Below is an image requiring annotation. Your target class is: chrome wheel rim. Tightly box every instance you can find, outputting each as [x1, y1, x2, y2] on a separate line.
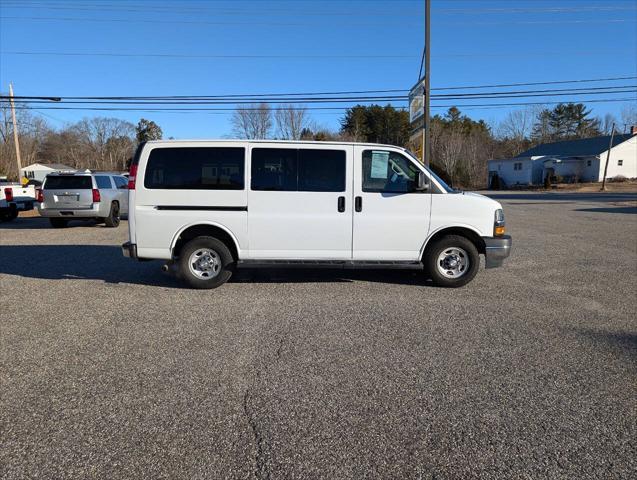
[437, 247, 469, 279]
[188, 248, 221, 280]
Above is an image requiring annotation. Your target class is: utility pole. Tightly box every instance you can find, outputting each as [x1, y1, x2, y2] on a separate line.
[423, 0, 431, 167]
[600, 123, 615, 191]
[8, 82, 23, 179]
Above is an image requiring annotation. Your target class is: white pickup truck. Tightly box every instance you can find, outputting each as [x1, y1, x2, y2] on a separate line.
[0, 180, 39, 222]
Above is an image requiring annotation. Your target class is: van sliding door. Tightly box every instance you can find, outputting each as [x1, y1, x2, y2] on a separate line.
[247, 145, 353, 259]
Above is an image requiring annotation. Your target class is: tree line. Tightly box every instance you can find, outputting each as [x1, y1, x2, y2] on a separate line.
[0, 100, 163, 179]
[2, 97, 635, 188]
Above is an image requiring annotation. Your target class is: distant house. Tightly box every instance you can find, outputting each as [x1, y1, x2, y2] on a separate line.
[20, 163, 76, 184]
[487, 131, 637, 187]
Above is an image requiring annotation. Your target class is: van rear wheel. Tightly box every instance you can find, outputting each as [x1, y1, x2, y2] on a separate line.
[424, 235, 479, 288]
[178, 236, 234, 289]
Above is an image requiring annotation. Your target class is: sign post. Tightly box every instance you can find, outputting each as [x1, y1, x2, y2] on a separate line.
[409, 79, 426, 164]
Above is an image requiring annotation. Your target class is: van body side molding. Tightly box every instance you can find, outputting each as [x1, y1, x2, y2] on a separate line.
[155, 205, 247, 212]
[237, 260, 424, 270]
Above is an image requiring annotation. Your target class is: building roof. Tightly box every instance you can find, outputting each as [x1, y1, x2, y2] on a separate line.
[515, 134, 634, 158]
[22, 163, 75, 170]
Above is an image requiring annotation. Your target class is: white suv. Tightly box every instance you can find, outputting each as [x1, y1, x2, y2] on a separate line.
[39, 172, 129, 228]
[122, 140, 511, 289]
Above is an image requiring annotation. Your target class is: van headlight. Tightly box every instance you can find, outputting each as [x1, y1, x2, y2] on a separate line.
[494, 209, 505, 236]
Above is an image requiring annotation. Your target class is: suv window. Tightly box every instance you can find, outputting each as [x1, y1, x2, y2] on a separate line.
[251, 148, 346, 192]
[44, 176, 92, 190]
[113, 176, 128, 189]
[144, 147, 245, 190]
[95, 176, 112, 189]
[362, 150, 420, 193]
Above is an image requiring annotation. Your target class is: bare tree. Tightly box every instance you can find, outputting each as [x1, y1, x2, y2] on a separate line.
[0, 99, 51, 179]
[231, 103, 272, 139]
[620, 104, 637, 130]
[599, 113, 618, 135]
[274, 104, 309, 140]
[498, 107, 534, 142]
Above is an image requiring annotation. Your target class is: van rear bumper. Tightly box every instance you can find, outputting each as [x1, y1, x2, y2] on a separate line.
[483, 235, 512, 268]
[121, 241, 137, 259]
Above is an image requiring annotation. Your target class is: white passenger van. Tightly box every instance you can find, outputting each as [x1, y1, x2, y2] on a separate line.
[122, 140, 511, 289]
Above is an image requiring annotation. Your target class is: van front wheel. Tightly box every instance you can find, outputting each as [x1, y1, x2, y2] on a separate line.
[178, 236, 234, 289]
[424, 235, 479, 288]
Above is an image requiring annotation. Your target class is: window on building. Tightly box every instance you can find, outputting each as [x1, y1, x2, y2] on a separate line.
[362, 150, 420, 193]
[587, 160, 592, 167]
[618, 159, 623, 166]
[144, 147, 245, 190]
[513, 162, 523, 171]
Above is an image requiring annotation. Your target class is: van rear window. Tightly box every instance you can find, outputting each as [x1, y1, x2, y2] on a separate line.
[44, 176, 92, 190]
[144, 147, 245, 190]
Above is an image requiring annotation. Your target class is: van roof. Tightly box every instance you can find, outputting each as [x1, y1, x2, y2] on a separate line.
[143, 139, 407, 150]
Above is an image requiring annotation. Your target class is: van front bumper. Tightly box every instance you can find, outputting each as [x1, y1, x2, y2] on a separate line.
[483, 235, 512, 268]
[121, 241, 137, 259]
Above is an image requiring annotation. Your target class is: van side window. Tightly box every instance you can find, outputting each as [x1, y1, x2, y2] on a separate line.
[362, 150, 420, 193]
[144, 147, 245, 190]
[298, 149, 345, 192]
[251, 148, 346, 192]
[95, 176, 112, 189]
[251, 148, 297, 191]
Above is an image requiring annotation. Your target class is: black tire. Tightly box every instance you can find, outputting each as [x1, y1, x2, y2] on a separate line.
[103, 202, 120, 228]
[49, 217, 68, 228]
[424, 234, 480, 288]
[178, 236, 234, 289]
[5, 206, 18, 221]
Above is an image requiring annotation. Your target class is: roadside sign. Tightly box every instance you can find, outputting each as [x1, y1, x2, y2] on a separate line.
[409, 78, 426, 123]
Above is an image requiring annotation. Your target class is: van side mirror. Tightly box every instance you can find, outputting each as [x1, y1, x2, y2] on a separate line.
[416, 171, 429, 191]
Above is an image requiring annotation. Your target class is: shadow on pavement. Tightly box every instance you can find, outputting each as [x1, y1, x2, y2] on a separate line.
[484, 192, 637, 203]
[575, 206, 637, 215]
[0, 245, 430, 287]
[573, 328, 637, 362]
[0, 216, 103, 230]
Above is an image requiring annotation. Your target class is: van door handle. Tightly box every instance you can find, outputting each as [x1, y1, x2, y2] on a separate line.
[355, 196, 362, 212]
[337, 196, 345, 212]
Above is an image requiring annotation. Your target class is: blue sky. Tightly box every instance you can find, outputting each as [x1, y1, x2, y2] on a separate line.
[1, 0, 636, 138]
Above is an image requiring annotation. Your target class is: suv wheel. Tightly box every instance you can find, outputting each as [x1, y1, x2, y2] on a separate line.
[178, 236, 234, 289]
[103, 202, 120, 228]
[424, 235, 480, 288]
[49, 218, 68, 228]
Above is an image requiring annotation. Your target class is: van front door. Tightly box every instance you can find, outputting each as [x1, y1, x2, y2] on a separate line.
[352, 147, 431, 261]
[247, 145, 353, 259]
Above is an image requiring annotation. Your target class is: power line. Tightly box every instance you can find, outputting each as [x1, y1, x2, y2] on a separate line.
[12, 98, 636, 114]
[4, 76, 633, 100]
[0, 49, 631, 60]
[4, 86, 635, 104]
[1, 15, 634, 27]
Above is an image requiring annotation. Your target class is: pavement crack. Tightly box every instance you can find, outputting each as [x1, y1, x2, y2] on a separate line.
[242, 336, 285, 480]
[243, 387, 271, 480]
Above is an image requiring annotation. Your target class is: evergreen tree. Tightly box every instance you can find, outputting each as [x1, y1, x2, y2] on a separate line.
[135, 118, 163, 143]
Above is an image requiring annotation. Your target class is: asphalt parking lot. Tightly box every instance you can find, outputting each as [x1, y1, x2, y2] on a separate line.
[1, 191, 636, 479]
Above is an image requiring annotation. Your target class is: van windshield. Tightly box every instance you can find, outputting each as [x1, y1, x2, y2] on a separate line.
[403, 150, 455, 193]
[44, 176, 92, 190]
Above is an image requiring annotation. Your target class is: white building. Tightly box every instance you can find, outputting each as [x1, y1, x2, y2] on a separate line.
[20, 163, 76, 184]
[487, 132, 637, 187]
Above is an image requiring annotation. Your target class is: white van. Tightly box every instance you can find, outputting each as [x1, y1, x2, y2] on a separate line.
[122, 140, 511, 289]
